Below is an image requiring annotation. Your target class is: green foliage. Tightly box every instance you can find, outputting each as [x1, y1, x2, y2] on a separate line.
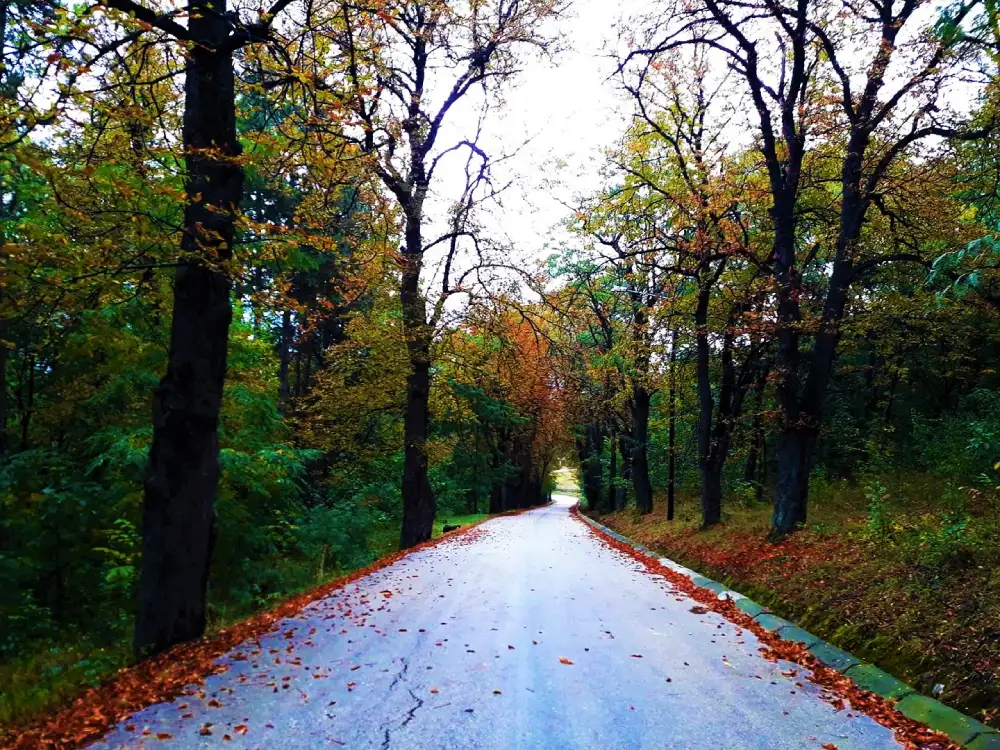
[864, 480, 892, 542]
[904, 490, 978, 574]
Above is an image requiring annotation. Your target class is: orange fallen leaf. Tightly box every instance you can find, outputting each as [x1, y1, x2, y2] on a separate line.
[430, 688, 439, 694]
[156, 733, 173, 740]
[234, 724, 248, 735]
[558, 657, 574, 665]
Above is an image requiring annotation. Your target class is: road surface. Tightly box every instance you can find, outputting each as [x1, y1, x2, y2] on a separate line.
[91, 495, 901, 749]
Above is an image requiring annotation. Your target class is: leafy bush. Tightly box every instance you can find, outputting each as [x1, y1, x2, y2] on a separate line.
[864, 479, 893, 541]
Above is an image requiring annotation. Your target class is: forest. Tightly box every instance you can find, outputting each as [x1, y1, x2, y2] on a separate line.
[3, 0, 1000, 739]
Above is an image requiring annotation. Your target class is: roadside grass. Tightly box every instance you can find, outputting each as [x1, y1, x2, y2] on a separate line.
[1, 509, 497, 732]
[588, 473, 1000, 727]
[433, 513, 488, 538]
[0, 639, 131, 732]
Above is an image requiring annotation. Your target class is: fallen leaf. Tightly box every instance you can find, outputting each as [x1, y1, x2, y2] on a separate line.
[558, 657, 574, 665]
[234, 724, 248, 735]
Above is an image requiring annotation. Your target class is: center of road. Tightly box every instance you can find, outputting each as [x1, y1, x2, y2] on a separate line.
[91, 495, 901, 749]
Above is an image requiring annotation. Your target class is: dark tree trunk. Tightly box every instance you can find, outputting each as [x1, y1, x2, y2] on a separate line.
[772, 428, 806, 535]
[399, 212, 435, 547]
[667, 329, 677, 520]
[701, 464, 722, 528]
[489, 482, 504, 514]
[769, 205, 805, 537]
[631, 386, 653, 514]
[135, 1, 241, 658]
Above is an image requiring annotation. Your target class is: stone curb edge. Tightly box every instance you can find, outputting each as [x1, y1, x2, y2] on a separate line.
[575, 511, 1000, 749]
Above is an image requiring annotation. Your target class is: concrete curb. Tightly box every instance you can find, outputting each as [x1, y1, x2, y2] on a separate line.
[576, 511, 999, 748]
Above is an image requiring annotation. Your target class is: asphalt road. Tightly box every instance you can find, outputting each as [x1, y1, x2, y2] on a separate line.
[91, 495, 902, 749]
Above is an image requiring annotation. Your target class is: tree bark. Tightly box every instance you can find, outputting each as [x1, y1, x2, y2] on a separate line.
[769, 202, 805, 536]
[701, 464, 722, 528]
[135, 0, 240, 658]
[631, 386, 653, 514]
[399, 212, 435, 548]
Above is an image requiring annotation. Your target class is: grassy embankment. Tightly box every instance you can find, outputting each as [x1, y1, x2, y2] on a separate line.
[588, 475, 1000, 727]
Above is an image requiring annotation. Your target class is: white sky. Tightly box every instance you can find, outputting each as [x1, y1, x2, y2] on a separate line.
[425, 0, 648, 280]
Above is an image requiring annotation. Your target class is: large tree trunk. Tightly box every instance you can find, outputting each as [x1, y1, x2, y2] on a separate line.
[135, 1, 240, 658]
[631, 386, 653, 514]
[769, 204, 806, 537]
[701, 462, 723, 528]
[399, 213, 435, 548]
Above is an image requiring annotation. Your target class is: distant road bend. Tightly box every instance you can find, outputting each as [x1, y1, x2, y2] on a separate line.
[92, 495, 901, 749]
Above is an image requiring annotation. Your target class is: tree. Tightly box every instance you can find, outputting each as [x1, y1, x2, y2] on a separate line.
[330, 0, 561, 547]
[56, 0, 309, 656]
[626, 0, 997, 535]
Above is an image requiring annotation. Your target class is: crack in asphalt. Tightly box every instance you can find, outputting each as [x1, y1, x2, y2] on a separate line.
[380, 657, 424, 749]
[402, 687, 425, 727]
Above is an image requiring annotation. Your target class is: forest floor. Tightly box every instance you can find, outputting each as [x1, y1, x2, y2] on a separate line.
[587, 475, 1000, 728]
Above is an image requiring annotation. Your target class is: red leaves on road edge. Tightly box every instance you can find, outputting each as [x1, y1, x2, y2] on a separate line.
[570, 506, 959, 750]
[1, 511, 524, 750]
